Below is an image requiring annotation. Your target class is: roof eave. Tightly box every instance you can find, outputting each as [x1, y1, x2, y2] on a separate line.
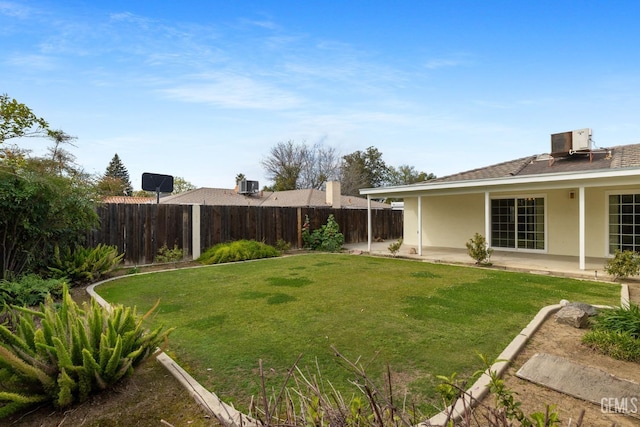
[359, 167, 640, 197]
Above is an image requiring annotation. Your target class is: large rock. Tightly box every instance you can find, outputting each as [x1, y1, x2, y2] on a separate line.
[566, 301, 598, 316]
[555, 306, 590, 328]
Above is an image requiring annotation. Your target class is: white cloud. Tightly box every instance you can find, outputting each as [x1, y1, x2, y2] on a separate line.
[5, 53, 57, 70]
[0, 1, 32, 18]
[424, 54, 472, 70]
[161, 73, 303, 110]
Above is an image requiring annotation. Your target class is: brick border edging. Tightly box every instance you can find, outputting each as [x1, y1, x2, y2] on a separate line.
[87, 275, 629, 427]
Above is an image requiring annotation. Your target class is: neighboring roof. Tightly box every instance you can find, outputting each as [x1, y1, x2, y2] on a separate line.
[101, 196, 155, 204]
[360, 143, 640, 197]
[158, 187, 391, 209]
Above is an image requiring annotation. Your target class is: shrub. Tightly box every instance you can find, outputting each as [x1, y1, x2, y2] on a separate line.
[302, 214, 344, 252]
[388, 238, 403, 257]
[589, 303, 640, 339]
[48, 244, 124, 285]
[197, 240, 280, 265]
[275, 239, 291, 252]
[0, 283, 172, 417]
[466, 233, 493, 265]
[604, 249, 640, 280]
[0, 275, 64, 307]
[154, 244, 184, 263]
[582, 304, 640, 362]
[582, 330, 640, 362]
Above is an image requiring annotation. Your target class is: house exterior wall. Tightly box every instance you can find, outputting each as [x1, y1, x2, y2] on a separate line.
[402, 185, 640, 258]
[403, 194, 485, 248]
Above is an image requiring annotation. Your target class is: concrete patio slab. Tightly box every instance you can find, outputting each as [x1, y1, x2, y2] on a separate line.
[516, 353, 640, 418]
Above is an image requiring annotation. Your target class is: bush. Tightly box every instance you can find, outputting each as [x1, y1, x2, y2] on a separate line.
[275, 239, 291, 252]
[589, 303, 640, 339]
[154, 244, 184, 263]
[465, 233, 493, 265]
[604, 249, 640, 280]
[388, 238, 403, 256]
[582, 330, 640, 362]
[0, 275, 64, 307]
[48, 244, 124, 285]
[197, 240, 280, 265]
[302, 214, 344, 252]
[0, 284, 172, 417]
[582, 303, 640, 361]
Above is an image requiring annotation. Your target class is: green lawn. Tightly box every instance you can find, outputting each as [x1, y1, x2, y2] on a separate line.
[96, 254, 619, 415]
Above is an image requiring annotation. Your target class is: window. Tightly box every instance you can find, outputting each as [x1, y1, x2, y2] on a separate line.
[608, 194, 640, 254]
[491, 197, 545, 250]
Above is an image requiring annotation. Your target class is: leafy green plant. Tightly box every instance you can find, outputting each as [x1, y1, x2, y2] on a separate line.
[275, 239, 291, 252]
[0, 283, 172, 417]
[48, 244, 124, 285]
[0, 275, 64, 306]
[465, 233, 493, 265]
[302, 214, 344, 252]
[589, 303, 640, 338]
[604, 249, 640, 280]
[582, 330, 640, 362]
[197, 240, 280, 265]
[582, 303, 640, 361]
[388, 238, 403, 257]
[154, 244, 183, 263]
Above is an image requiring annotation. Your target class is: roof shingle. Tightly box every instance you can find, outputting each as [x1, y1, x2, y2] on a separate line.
[428, 144, 637, 184]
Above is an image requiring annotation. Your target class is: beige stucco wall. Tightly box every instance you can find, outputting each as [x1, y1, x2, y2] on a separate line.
[402, 185, 640, 258]
[403, 194, 485, 248]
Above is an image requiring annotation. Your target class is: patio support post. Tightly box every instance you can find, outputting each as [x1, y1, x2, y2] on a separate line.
[418, 195, 423, 256]
[579, 186, 586, 270]
[484, 191, 491, 244]
[367, 196, 372, 252]
[192, 204, 201, 260]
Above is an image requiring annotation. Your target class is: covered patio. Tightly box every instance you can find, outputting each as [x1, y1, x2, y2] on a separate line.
[345, 240, 611, 281]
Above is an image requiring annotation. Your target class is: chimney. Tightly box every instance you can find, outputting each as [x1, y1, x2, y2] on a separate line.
[326, 181, 341, 208]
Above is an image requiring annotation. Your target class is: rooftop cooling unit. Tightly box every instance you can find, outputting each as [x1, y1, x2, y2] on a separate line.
[550, 128, 592, 156]
[239, 179, 259, 194]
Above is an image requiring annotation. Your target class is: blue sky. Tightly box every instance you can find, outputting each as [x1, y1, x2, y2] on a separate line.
[2, 1, 640, 190]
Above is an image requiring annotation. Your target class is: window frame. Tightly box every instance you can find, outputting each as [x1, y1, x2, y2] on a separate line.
[490, 194, 547, 252]
[605, 190, 640, 255]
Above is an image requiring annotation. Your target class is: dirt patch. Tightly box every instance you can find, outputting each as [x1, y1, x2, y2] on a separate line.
[490, 316, 638, 427]
[5, 356, 220, 427]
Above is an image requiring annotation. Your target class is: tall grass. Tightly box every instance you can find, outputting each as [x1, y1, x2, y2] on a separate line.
[95, 254, 619, 416]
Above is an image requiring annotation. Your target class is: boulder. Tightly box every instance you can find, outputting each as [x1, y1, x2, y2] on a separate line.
[555, 306, 590, 328]
[566, 301, 598, 316]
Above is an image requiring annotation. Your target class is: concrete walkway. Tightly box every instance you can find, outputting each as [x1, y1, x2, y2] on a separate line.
[344, 241, 611, 281]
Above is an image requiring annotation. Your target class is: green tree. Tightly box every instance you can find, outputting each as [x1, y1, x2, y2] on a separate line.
[0, 155, 98, 279]
[0, 97, 98, 278]
[387, 164, 436, 185]
[340, 146, 389, 196]
[0, 94, 50, 143]
[172, 176, 196, 194]
[98, 153, 132, 196]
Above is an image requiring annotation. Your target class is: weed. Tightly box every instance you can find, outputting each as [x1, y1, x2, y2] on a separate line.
[155, 244, 184, 263]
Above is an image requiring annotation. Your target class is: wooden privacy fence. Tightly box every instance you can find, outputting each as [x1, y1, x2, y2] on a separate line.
[87, 204, 403, 265]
